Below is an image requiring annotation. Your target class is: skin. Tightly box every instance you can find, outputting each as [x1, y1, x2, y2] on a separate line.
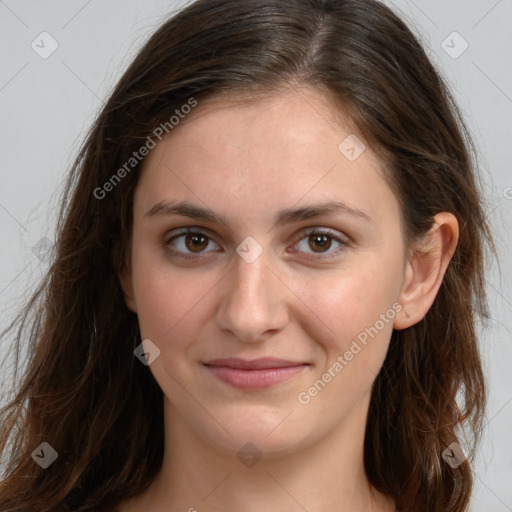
[118, 87, 458, 512]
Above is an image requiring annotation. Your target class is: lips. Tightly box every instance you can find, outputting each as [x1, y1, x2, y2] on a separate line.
[203, 358, 309, 389]
[205, 357, 305, 370]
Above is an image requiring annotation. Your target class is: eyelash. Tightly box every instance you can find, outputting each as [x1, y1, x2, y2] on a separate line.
[165, 227, 351, 261]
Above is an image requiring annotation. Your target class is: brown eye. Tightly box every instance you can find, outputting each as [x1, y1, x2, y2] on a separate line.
[166, 229, 220, 257]
[291, 229, 349, 260]
[185, 233, 209, 252]
[308, 233, 332, 253]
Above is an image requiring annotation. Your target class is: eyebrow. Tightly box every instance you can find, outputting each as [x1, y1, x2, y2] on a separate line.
[144, 200, 374, 227]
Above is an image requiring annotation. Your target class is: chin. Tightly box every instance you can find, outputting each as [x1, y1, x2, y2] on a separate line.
[191, 406, 318, 460]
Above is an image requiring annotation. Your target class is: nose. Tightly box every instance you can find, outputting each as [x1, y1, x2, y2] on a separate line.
[215, 250, 289, 343]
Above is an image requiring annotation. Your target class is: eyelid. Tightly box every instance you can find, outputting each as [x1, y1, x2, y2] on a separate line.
[293, 226, 350, 244]
[165, 226, 219, 244]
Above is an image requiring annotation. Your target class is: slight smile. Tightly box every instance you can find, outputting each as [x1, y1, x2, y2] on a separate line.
[203, 358, 310, 390]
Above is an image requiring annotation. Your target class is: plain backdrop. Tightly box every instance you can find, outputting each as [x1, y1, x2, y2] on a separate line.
[0, 0, 511, 510]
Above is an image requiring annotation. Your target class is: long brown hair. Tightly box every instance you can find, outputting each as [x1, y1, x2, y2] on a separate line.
[0, 1, 495, 511]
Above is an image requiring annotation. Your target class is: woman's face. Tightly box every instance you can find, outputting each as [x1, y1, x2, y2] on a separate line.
[123, 88, 408, 457]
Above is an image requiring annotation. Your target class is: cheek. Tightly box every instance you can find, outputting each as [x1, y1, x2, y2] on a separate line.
[299, 264, 400, 345]
[131, 243, 219, 349]
[293, 250, 404, 401]
[293, 265, 401, 414]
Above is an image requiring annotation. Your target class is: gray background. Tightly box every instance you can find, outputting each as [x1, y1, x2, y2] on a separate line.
[0, 0, 511, 509]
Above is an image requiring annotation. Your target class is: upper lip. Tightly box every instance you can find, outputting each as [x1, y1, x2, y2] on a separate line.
[204, 358, 307, 370]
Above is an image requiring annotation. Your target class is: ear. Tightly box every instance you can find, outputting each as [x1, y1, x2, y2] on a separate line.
[119, 266, 137, 313]
[393, 212, 459, 330]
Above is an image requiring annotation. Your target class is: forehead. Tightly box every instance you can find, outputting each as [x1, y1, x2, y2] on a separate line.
[135, 88, 400, 228]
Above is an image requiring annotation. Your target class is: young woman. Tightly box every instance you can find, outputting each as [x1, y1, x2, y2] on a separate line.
[0, 0, 495, 511]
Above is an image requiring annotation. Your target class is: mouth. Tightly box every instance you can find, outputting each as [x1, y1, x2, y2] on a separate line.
[203, 358, 309, 390]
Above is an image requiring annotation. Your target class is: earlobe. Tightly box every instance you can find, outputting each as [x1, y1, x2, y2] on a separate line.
[119, 268, 137, 313]
[393, 212, 459, 330]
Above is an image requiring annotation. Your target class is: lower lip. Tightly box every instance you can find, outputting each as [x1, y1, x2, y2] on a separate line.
[205, 364, 308, 389]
